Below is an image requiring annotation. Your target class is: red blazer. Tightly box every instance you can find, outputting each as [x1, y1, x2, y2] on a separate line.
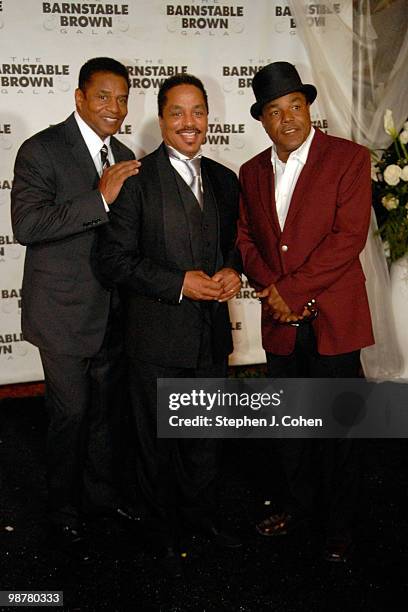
[237, 128, 374, 356]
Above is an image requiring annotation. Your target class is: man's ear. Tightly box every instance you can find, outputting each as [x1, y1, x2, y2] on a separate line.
[74, 87, 84, 110]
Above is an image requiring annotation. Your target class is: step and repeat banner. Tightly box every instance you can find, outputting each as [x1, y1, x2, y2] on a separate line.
[0, 0, 352, 383]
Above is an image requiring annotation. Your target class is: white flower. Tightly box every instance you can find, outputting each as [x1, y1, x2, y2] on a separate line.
[383, 164, 401, 186]
[401, 166, 408, 181]
[381, 194, 399, 210]
[400, 130, 408, 145]
[384, 109, 397, 137]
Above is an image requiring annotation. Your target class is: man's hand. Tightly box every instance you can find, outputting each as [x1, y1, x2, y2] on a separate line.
[212, 268, 242, 302]
[257, 283, 303, 323]
[182, 270, 223, 301]
[99, 159, 141, 205]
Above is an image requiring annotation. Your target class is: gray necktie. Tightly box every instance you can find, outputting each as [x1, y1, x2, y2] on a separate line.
[100, 144, 110, 173]
[184, 157, 203, 209]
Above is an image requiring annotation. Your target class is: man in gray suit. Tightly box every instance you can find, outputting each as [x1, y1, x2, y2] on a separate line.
[11, 57, 140, 556]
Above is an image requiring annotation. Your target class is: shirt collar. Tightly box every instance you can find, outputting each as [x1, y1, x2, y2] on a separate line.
[271, 126, 315, 167]
[165, 143, 202, 162]
[74, 111, 111, 159]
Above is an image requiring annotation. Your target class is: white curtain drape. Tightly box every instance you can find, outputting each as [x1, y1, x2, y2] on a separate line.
[353, 0, 408, 149]
[288, 0, 408, 379]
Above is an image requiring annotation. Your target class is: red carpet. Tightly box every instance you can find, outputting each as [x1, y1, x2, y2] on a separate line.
[0, 382, 45, 400]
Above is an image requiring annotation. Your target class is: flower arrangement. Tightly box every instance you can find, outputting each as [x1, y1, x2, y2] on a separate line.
[372, 110, 408, 262]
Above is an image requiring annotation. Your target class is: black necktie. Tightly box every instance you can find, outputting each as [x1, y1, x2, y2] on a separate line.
[100, 144, 110, 173]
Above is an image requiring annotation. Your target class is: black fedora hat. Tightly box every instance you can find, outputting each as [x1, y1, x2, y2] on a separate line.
[250, 61, 317, 120]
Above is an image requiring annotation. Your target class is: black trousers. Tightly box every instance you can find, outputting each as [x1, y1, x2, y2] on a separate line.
[127, 334, 227, 545]
[40, 307, 126, 528]
[266, 324, 361, 535]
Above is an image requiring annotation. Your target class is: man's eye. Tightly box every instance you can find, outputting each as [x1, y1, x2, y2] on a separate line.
[99, 95, 108, 101]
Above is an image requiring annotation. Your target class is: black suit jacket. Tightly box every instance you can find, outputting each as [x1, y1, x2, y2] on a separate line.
[11, 113, 135, 357]
[98, 144, 240, 368]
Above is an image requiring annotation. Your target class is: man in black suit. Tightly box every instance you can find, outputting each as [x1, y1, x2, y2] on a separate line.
[98, 74, 242, 569]
[11, 57, 140, 555]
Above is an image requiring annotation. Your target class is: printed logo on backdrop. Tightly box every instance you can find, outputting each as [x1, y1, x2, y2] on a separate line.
[222, 61, 276, 95]
[127, 61, 188, 92]
[0, 178, 12, 215]
[0, 58, 71, 95]
[0, 330, 28, 358]
[117, 124, 133, 135]
[0, 234, 23, 263]
[163, 1, 245, 36]
[42, 2, 130, 35]
[1, 287, 21, 316]
[204, 119, 245, 152]
[230, 275, 260, 340]
[234, 278, 258, 305]
[273, 2, 342, 33]
[312, 117, 329, 133]
[0, 0, 4, 31]
[0, 122, 12, 153]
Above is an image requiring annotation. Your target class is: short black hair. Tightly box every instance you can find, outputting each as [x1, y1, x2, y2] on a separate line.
[158, 73, 208, 117]
[78, 57, 130, 91]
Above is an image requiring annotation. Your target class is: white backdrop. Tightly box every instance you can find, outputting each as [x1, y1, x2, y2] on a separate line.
[0, 0, 353, 383]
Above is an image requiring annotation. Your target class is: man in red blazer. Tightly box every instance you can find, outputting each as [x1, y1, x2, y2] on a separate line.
[237, 62, 374, 562]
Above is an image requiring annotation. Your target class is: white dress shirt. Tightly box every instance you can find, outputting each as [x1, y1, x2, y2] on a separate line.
[74, 111, 114, 211]
[271, 127, 315, 230]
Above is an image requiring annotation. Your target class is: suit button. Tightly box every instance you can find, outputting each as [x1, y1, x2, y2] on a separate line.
[281, 244, 288, 252]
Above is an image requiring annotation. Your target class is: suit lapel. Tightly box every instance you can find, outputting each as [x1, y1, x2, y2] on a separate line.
[156, 143, 194, 268]
[257, 149, 281, 236]
[201, 156, 220, 224]
[283, 129, 327, 231]
[200, 158, 222, 316]
[110, 137, 126, 162]
[63, 113, 99, 187]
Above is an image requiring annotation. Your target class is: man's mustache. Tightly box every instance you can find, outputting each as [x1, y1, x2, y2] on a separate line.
[176, 128, 202, 134]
